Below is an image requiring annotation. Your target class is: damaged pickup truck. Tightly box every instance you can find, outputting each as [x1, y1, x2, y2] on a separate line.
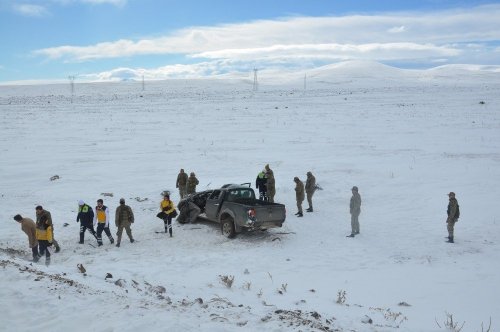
[177, 183, 286, 238]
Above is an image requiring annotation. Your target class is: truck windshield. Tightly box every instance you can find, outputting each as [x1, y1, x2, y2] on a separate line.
[227, 189, 255, 201]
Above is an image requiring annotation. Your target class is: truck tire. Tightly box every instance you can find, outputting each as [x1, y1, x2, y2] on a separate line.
[221, 217, 236, 238]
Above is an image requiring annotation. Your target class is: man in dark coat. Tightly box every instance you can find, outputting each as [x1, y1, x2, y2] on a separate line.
[347, 186, 361, 237]
[77, 200, 98, 244]
[255, 170, 267, 201]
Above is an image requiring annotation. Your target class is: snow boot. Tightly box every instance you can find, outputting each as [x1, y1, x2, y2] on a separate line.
[346, 234, 355, 238]
[306, 207, 313, 212]
[447, 237, 454, 243]
[45, 257, 51, 267]
[116, 243, 120, 247]
[297, 212, 303, 217]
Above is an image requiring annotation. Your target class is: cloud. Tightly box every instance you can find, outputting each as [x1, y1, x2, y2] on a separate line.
[13, 4, 50, 17]
[80, 0, 126, 7]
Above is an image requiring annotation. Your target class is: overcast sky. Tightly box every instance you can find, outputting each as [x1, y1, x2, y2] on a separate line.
[1, 0, 499, 83]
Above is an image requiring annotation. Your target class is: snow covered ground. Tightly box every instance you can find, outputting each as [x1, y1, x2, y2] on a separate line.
[1, 61, 499, 331]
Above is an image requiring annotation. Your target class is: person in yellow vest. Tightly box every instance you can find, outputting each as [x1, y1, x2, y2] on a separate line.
[160, 193, 176, 237]
[36, 213, 53, 266]
[14, 214, 39, 262]
[94, 199, 114, 246]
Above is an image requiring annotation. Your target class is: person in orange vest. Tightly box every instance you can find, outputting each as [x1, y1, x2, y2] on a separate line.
[94, 199, 114, 246]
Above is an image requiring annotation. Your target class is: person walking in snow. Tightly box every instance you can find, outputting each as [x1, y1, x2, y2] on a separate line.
[294, 177, 305, 217]
[265, 164, 276, 203]
[35, 212, 53, 266]
[446, 192, 460, 243]
[77, 200, 98, 245]
[347, 186, 361, 237]
[13, 214, 39, 262]
[305, 171, 317, 212]
[186, 172, 199, 195]
[255, 170, 267, 201]
[94, 199, 114, 246]
[159, 193, 176, 237]
[176, 168, 189, 199]
[115, 198, 135, 247]
[35, 206, 61, 253]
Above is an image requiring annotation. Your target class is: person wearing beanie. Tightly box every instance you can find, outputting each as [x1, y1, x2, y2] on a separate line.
[186, 172, 199, 195]
[35, 205, 61, 253]
[14, 214, 40, 262]
[115, 198, 135, 247]
[76, 200, 98, 245]
[176, 169, 189, 199]
[347, 186, 362, 238]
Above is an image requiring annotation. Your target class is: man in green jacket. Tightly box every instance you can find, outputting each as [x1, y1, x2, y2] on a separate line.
[115, 198, 135, 247]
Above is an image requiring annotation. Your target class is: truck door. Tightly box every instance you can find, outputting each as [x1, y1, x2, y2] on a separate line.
[205, 190, 223, 221]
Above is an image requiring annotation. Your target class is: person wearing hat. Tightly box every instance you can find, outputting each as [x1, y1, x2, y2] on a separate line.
[35, 205, 61, 253]
[115, 198, 135, 247]
[186, 172, 199, 195]
[294, 177, 305, 217]
[347, 186, 362, 237]
[305, 171, 317, 212]
[446, 192, 460, 243]
[76, 200, 98, 245]
[13, 214, 40, 262]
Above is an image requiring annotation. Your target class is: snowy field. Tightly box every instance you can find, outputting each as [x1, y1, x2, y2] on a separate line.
[1, 61, 499, 331]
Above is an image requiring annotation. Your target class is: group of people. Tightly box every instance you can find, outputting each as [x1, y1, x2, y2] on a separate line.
[175, 169, 199, 199]
[13, 165, 461, 265]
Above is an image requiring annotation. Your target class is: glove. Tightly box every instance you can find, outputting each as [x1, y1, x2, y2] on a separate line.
[47, 241, 53, 247]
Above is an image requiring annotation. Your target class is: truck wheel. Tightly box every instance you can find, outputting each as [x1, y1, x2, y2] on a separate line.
[221, 217, 236, 238]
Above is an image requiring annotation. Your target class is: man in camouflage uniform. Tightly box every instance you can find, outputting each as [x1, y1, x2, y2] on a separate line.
[347, 186, 361, 237]
[305, 171, 316, 212]
[176, 169, 189, 199]
[115, 198, 135, 247]
[186, 172, 199, 195]
[446, 192, 460, 243]
[265, 164, 276, 203]
[294, 177, 305, 217]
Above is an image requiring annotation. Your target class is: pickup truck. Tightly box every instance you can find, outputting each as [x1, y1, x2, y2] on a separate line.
[177, 183, 286, 238]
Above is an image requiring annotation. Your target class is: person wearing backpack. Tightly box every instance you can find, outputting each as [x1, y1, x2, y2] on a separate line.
[446, 192, 460, 243]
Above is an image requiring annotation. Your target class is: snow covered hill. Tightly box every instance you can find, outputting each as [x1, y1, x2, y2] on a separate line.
[1, 63, 499, 331]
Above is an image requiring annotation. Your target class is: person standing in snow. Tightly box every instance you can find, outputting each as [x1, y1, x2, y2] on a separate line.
[347, 186, 361, 237]
[35, 212, 53, 266]
[13, 214, 39, 262]
[186, 172, 199, 195]
[35, 206, 61, 253]
[265, 164, 276, 203]
[305, 171, 317, 212]
[159, 193, 176, 237]
[176, 168, 189, 199]
[94, 199, 114, 246]
[115, 198, 135, 247]
[294, 176, 305, 217]
[255, 170, 267, 201]
[77, 200, 98, 245]
[446, 192, 460, 243]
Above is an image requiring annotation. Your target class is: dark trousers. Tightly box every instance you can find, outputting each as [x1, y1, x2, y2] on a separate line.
[80, 223, 97, 243]
[163, 216, 173, 235]
[38, 240, 51, 258]
[31, 246, 39, 260]
[259, 190, 267, 201]
[96, 223, 114, 245]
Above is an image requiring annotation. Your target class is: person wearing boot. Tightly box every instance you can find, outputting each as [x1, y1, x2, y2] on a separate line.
[35, 206, 61, 253]
[94, 199, 114, 246]
[176, 169, 189, 199]
[305, 171, 317, 212]
[446, 192, 460, 243]
[115, 198, 135, 247]
[265, 164, 276, 203]
[77, 200, 98, 245]
[347, 186, 361, 237]
[13, 214, 39, 262]
[159, 193, 176, 237]
[294, 177, 304, 217]
[35, 213, 53, 266]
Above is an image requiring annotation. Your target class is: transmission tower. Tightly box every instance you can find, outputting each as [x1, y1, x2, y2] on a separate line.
[253, 68, 258, 91]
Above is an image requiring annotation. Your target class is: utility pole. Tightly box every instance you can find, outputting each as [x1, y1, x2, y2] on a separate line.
[253, 68, 258, 91]
[304, 73, 307, 91]
[68, 75, 76, 94]
[142, 75, 145, 91]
